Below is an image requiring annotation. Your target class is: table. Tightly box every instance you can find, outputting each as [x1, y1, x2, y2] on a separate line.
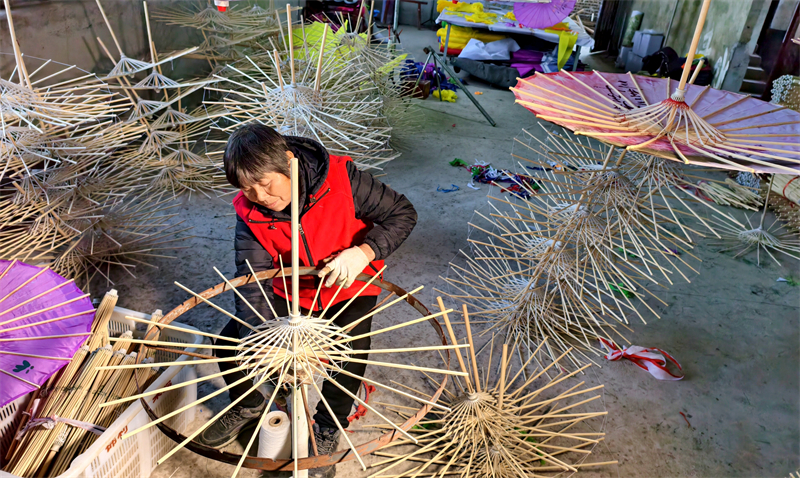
[402, 0, 427, 29]
[435, 1, 594, 65]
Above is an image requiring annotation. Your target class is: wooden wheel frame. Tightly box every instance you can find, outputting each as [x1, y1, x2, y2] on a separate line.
[134, 266, 450, 471]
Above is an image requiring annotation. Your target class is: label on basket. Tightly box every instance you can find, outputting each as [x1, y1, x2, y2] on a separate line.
[104, 426, 128, 453]
[152, 380, 172, 404]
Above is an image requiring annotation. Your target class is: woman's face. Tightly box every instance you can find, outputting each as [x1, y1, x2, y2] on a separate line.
[241, 153, 293, 211]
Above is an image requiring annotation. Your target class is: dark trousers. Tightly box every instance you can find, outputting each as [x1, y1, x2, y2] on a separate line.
[216, 295, 377, 430]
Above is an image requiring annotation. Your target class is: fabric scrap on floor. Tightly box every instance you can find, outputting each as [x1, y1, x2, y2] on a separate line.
[599, 338, 684, 381]
[432, 90, 458, 102]
[437, 184, 460, 192]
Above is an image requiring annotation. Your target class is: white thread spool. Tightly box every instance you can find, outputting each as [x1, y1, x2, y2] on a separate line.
[258, 411, 292, 460]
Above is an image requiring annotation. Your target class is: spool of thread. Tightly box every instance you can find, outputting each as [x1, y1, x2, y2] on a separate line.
[258, 411, 292, 460]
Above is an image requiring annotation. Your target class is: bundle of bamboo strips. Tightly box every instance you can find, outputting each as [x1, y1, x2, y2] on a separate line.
[6, 346, 113, 476]
[47, 332, 134, 476]
[3, 346, 161, 476]
[767, 193, 800, 235]
[84, 290, 118, 351]
[2, 286, 165, 477]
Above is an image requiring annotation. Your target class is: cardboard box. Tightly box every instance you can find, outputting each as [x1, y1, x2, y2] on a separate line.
[626, 52, 644, 73]
[632, 30, 664, 58]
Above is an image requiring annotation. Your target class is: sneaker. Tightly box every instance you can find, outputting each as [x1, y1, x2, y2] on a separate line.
[309, 423, 341, 478]
[197, 401, 266, 448]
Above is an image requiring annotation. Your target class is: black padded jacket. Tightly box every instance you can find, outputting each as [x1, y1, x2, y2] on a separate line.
[231, 136, 416, 330]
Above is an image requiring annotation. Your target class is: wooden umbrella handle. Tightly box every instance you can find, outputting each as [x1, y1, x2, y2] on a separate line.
[677, 0, 712, 92]
[314, 24, 329, 93]
[3, 0, 31, 88]
[290, 156, 300, 319]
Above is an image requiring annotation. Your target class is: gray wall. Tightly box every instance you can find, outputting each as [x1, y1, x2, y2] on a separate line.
[0, 0, 296, 81]
[1, 0, 148, 79]
[629, 0, 771, 91]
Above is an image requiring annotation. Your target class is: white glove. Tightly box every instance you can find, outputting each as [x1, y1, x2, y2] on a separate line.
[321, 246, 371, 289]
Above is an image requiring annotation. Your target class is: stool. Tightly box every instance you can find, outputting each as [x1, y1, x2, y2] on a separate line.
[401, 0, 426, 30]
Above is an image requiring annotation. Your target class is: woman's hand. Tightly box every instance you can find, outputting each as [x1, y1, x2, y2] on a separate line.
[320, 245, 375, 288]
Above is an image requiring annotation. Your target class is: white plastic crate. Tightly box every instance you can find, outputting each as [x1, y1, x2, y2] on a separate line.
[0, 306, 204, 478]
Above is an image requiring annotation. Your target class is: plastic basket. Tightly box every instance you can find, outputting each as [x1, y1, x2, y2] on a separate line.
[0, 306, 203, 478]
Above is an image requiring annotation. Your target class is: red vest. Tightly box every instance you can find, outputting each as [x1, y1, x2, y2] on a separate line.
[233, 155, 383, 311]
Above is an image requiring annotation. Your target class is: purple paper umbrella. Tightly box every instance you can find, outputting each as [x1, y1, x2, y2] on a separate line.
[0, 260, 95, 407]
[514, 0, 577, 30]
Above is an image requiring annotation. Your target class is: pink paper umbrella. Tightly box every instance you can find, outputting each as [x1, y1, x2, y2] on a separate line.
[0, 260, 95, 407]
[514, 0, 576, 30]
[511, 71, 800, 174]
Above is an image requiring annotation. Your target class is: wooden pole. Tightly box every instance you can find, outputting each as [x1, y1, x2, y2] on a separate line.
[759, 174, 776, 230]
[286, 4, 296, 85]
[290, 156, 300, 319]
[677, 0, 712, 92]
[315, 24, 329, 93]
[436, 297, 471, 391]
[498, 343, 507, 407]
[2, 0, 31, 88]
[143, 1, 157, 65]
[461, 305, 481, 393]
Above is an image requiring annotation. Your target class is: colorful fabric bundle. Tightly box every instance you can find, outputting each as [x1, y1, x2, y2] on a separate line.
[450, 159, 538, 198]
[436, 25, 507, 55]
[403, 61, 458, 91]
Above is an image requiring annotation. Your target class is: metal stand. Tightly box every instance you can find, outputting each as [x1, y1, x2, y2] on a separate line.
[442, 23, 452, 63]
[412, 46, 497, 127]
[421, 2, 436, 27]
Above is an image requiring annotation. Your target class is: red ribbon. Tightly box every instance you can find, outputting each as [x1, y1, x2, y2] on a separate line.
[347, 384, 377, 424]
[599, 338, 684, 381]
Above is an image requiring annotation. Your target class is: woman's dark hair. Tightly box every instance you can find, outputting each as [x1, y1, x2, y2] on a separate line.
[223, 124, 291, 189]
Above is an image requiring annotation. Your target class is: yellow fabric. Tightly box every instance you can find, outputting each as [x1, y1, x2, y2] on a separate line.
[503, 11, 515, 21]
[544, 21, 571, 31]
[438, 0, 483, 13]
[436, 25, 506, 51]
[432, 90, 457, 102]
[290, 21, 407, 75]
[544, 26, 578, 70]
[466, 12, 497, 24]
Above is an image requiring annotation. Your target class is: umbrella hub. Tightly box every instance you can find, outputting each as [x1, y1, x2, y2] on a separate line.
[616, 96, 726, 152]
[738, 226, 780, 247]
[237, 316, 351, 385]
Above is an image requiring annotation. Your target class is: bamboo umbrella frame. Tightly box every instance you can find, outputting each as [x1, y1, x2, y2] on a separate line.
[153, 1, 278, 33]
[511, 138, 703, 285]
[206, 10, 400, 171]
[93, 0, 199, 80]
[152, 1, 282, 63]
[46, 193, 193, 289]
[511, 0, 800, 176]
[439, 241, 625, 370]
[438, 127, 737, 367]
[369, 308, 615, 478]
[708, 174, 800, 267]
[515, 126, 722, 245]
[95, 158, 462, 476]
[283, 15, 419, 139]
[92, 18, 227, 199]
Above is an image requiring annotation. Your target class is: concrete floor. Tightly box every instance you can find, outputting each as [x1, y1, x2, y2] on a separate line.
[104, 28, 800, 478]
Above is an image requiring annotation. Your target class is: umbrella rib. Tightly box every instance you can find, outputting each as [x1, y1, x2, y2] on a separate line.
[0, 350, 72, 360]
[0, 368, 41, 388]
